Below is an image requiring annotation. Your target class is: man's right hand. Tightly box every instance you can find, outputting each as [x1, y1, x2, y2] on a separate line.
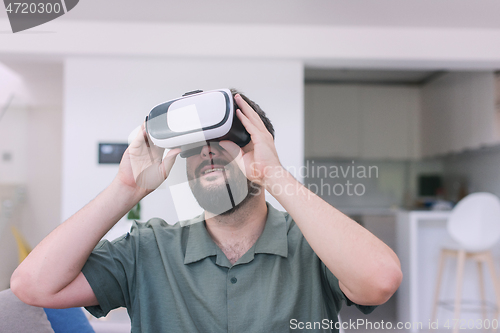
[10, 120, 180, 309]
[115, 122, 180, 199]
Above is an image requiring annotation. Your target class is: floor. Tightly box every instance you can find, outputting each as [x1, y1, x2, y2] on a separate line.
[85, 301, 499, 333]
[339, 294, 499, 333]
[344, 329, 499, 333]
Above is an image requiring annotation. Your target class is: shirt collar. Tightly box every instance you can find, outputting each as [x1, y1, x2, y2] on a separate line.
[183, 213, 217, 265]
[253, 203, 288, 258]
[183, 203, 288, 265]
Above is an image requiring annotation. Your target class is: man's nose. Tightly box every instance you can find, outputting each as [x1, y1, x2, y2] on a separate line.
[199, 143, 222, 159]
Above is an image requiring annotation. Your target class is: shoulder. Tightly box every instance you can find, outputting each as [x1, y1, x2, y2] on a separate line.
[98, 216, 200, 253]
[280, 210, 306, 244]
[129, 217, 199, 243]
[270, 208, 316, 258]
[129, 216, 198, 236]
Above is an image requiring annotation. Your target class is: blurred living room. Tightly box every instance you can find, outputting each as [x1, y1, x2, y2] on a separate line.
[2, 1, 500, 332]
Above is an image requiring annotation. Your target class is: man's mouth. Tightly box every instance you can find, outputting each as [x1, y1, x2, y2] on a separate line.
[203, 167, 225, 175]
[198, 163, 227, 178]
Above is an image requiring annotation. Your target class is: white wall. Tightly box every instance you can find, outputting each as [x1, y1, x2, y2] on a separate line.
[0, 61, 63, 289]
[63, 58, 303, 230]
[0, 106, 28, 185]
[0, 63, 29, 185]
[3, 62, 64, 246]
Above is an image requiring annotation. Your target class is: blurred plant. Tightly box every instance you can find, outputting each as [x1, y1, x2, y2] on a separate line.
[127, 201, 141, 220]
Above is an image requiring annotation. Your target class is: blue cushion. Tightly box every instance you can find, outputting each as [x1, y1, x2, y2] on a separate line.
[44, 307, 95, 333]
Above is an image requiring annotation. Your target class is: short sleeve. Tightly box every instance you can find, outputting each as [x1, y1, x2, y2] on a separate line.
[320, 261, 377, 315]
[82, 230, 137, 318]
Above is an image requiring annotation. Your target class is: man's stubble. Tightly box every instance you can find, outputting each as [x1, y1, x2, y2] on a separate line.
[187, 159, 261, 216]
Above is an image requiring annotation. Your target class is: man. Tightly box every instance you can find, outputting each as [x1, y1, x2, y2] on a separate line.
[11, 91, 402, 332]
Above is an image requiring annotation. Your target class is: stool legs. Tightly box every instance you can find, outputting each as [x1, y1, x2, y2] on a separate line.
[431, 250, 448, 325]
[484, 252, 500, 332]
[477, 261, 487, 322]
[433, 249, 500, 332]
[453, 250, 466, 333]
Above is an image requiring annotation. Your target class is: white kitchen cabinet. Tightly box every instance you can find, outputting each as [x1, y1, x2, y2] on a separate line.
[304, 84, 361, 158]
[420, 72, 497, 157]
[306, 72, 500, 160]
[304, 83, 421, 159]
[359, 86, 420, 159]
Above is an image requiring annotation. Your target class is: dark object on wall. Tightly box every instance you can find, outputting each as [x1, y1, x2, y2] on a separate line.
[98, 143, 128, 164]
[418, 174, 443, 197]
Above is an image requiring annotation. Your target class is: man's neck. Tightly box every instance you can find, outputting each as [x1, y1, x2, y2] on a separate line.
[204, 195, 268, 265]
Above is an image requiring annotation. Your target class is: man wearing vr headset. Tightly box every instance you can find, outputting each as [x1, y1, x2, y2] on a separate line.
[11, 90, 402, 332]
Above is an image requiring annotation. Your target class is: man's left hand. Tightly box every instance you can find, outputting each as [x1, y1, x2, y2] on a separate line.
[219, 94, 282, 188]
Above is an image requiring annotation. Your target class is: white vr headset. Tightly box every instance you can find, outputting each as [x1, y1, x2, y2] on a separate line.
[146, 89, 251, 158]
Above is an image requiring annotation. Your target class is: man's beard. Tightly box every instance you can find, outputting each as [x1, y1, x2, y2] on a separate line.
[187, 159, 260, 216]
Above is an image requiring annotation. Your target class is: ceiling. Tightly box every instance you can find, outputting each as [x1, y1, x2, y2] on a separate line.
[2, 0, 500, 29]
[1, 0, 497, 84]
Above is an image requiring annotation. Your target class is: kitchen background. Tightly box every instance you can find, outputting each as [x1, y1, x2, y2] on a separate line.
[303, 71, 500, 327]
[3, 64, 499, 330]
[3, 1, 500, 331]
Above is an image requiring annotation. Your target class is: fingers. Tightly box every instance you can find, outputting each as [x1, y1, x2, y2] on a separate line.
[131, 122, 164, 162]
[234, 94, 258, 121]
[218, 140, 248, 177]
[218, 141, 242, 160]
[236, 109, 260, 137]
[234, 94, 268, 133]
[141, 123, 150, 148]
[165, 148, 182, 157]
[141, 126, 155, 163]
[129, 125, 145, 149]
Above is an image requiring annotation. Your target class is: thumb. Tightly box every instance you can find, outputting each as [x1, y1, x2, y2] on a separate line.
[160, 148, 181, 179]
[218, 141, 247, 176]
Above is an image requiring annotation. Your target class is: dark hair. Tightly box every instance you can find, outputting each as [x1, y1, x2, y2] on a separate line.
[230, 88, 275, 138]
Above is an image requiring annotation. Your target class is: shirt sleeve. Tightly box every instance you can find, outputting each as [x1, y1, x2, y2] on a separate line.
[320, 261, 377, 315]
[82, 230, 137, 318]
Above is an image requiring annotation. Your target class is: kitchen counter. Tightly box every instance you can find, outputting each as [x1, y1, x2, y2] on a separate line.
[396, 210, 500, 332]
[396, 210, 451, 332]
[336, 206, 400, 216]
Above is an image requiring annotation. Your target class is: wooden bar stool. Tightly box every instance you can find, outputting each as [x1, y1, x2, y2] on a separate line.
[431, 193, 500, 333]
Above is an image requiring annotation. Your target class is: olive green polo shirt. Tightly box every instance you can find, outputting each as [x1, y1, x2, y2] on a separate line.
[82, 203, 375, 332]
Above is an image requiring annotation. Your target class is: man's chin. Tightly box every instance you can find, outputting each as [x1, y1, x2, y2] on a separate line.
[201, 192, 252, 216]
[190, 182, 252, 216]
[188, 165, 258, 216]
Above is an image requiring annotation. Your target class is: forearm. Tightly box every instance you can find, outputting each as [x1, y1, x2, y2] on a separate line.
[11, 180, 141, 303]
[265, 168, 402, 305]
